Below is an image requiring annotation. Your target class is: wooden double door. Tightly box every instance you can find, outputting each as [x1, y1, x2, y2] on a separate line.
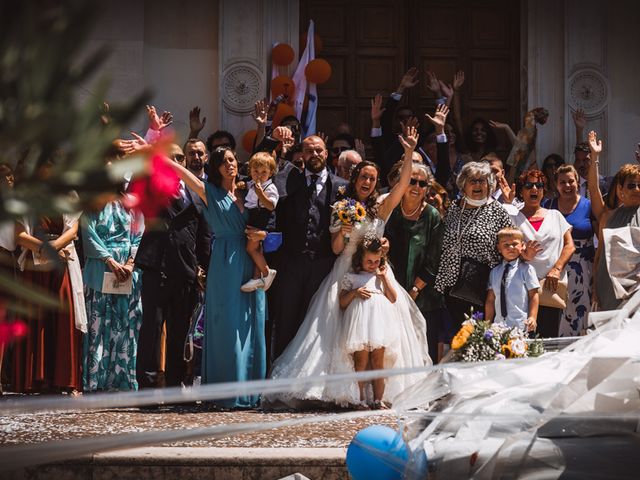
[300, 0, 521, 146]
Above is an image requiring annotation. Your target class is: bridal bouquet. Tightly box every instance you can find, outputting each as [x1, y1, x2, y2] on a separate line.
[451, 310, 544, 362]
[331, 198, 367, 239]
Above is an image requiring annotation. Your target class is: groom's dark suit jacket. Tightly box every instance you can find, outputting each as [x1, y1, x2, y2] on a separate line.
[267, 160, 348, 364]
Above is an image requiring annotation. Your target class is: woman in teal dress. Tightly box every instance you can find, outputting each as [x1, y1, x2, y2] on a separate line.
[166, 146, 266, 408]
[81, 198, 144, 391]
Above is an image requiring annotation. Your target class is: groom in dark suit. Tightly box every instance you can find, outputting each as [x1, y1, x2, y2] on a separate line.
[135, 139, 212, 388]
[265, 134, 348, 364]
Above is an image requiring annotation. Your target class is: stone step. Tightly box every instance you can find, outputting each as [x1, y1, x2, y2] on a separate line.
[6, 447, 349, 480]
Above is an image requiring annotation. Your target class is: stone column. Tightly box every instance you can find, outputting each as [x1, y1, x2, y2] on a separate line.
[218, 0, 299, 161]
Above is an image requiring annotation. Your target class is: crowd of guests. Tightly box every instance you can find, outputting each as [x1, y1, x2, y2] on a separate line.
[0, 68, 639, 411]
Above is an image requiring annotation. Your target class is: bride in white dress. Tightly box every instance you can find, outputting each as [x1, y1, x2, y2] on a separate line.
[267, 126, 432, 407]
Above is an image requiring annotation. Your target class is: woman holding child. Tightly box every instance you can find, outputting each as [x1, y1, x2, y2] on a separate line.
[267, 126, 431, 409]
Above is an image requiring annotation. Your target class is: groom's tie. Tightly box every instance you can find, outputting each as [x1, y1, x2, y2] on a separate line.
[308, 174, 319, 200]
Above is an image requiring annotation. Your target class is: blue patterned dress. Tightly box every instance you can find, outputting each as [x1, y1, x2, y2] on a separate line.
[81, 201, 144, 391]
[548, 196, 594, 336]
[201, 183, 266, 408]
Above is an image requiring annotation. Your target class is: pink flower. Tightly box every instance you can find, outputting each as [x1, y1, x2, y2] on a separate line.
[123, 154, 179, 219]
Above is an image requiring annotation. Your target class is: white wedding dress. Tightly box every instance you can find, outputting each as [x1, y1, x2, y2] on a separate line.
[267, 215, 432, 407]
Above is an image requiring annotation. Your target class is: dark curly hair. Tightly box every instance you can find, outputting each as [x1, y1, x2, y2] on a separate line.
[464, 117, 498, 154]
[515, 168, 547, 201]
[351, 232, 386, 273]
[208, 146, 237, 187]
[346, 161, 380, 219]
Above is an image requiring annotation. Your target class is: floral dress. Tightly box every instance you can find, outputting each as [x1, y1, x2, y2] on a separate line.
[82, 201, 144, 391]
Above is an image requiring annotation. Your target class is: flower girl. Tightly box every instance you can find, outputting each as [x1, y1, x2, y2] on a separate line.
[339, 233, 399, 409]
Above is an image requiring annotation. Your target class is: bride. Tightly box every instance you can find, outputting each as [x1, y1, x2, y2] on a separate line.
[267, 126, 432, 407]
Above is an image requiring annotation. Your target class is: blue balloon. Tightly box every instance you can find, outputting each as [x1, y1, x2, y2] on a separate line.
[263, 232, 282, 253]
[346, 425, 409, 480]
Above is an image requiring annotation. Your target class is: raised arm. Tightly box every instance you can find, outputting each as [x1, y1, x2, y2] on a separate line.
[162, 156, 206, 205]
[572, 108, 586, 144]
[587, 130, 606, 220]
[377, 124, 418, 220]
[451, 70, 465, 149]
[252, 99, 268, 147]
[425, 104, 451, 186]
[489, 120, 517, 146]
[188, 106, 206, 140]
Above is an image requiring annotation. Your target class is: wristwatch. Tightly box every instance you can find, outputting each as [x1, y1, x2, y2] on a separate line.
[410, 286, 420, 294]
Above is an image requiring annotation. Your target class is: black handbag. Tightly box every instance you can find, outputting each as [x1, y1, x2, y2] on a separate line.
[449, 257, 491, 306]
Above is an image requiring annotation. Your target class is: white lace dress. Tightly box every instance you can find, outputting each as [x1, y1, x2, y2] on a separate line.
[266, 215, 431, 407]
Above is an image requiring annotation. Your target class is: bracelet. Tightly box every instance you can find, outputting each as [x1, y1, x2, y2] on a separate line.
[410, 286, 421, 294]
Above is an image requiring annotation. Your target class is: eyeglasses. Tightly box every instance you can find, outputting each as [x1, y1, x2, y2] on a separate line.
[171, 154, 185, 162]
[523, 181, 545, 189]
[409, 178, 429, 188]
[468, 178, 487, 186]
[331, 146, 350, 155]
[625, 183, 640, 190]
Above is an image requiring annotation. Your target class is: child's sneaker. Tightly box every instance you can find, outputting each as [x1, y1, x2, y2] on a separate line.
[240, 277, 264, 292]
[261, 269, 277, 291]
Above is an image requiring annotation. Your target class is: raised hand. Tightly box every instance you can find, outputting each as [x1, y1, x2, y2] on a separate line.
[376, 263, 388, 280]
[355, 138, 366, 159]
[439, 80, 454, 99]
[399, 125, 418, 152]
[316, 130, 329, 145]
[117, 132, 151, 156]
[147, 105, 173, 131]
[521, 240, 543, 262]
[281, 136, 295, 156]
[397, 67, 419, 93]
[189, 106, 207, 135]
[370, 94, 385, 126]
[425, 104, 450, 135]
[489, 120, 510, 131]
[496, 175, 516, 204]
[425, 70, 442, 97]
[272, 126, 294, 144]
[453, 70, 465, 90]
[588, 130, 602, 154]
[252, 99, 268, 127]
[572, 108, 587, 130]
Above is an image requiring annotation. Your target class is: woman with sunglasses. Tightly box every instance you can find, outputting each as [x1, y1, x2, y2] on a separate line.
[434, 162, 513, 337]
[544, 165, 596, 336]
[587, 131, 640, 311]
[507, 169, 575, 337]
[385, 162, 447, 361]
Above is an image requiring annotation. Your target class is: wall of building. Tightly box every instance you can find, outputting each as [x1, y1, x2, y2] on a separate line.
[527, 0, 640, 175]
[80, 0, 219, 142]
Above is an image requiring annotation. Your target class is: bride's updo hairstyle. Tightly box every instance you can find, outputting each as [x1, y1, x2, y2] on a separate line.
[347, 161, 380, 219]
[351, 232, 386, 273]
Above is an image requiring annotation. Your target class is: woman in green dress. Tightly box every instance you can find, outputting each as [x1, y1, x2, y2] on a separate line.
[82, 197, 144, 391]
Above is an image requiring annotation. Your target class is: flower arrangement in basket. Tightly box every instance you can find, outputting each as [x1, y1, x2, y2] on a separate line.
[451, 309, 544, 362]
[331, 198, 367, 240]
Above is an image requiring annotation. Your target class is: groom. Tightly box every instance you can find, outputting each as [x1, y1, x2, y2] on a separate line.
[264, 134, 348, 364]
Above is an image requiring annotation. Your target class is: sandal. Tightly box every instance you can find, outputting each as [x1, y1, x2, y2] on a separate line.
[372, 400, 390, 410]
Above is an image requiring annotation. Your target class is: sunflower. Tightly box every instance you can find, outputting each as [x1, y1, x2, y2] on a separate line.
[451, 330, 470, 350]
[338, 211, 350, 223]
[355, 204, 366, 220]
[501, 344, 512, 358]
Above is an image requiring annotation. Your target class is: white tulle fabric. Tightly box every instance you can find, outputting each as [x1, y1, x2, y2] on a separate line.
[267, 215, 432, 406]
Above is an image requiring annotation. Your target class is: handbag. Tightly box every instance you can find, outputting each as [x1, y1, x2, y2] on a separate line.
[538, 278, 568, 309]
[449, 257, 491, 306]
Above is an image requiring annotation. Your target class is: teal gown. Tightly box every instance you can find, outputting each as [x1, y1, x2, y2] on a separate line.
[202, 183, 266, 408]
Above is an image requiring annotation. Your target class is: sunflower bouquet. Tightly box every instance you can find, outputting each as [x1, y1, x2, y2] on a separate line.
[331, 198, 367, 239]
[451, 310, 544, 362]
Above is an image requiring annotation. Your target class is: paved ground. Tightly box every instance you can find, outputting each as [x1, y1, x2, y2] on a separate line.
[0, 402, 398, 449]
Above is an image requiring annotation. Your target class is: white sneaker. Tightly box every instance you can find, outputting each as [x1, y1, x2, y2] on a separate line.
[240, 277, 264, 292]
[261, 269, 277, 291]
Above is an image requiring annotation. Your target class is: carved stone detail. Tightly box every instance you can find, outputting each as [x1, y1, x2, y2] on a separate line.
[222, 63, 262, 113]
[568, 68, 608, 114]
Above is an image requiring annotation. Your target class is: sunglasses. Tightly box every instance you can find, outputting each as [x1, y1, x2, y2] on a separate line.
[625, 183, 640, 190]
[331, 146, 350, 155]
[523, 181, 545, 189]
[409, 178, 429, 188]
[171, 154, 185, 162]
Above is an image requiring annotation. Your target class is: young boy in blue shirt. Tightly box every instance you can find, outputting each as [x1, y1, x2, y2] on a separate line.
[485, 227, 540, 332]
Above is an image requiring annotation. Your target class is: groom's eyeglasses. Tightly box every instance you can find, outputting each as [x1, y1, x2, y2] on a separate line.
[409, 178, 429, 188]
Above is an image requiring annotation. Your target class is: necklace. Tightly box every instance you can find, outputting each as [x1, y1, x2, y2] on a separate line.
[401, 200, 423, 217]
[455, 198, 483, 245]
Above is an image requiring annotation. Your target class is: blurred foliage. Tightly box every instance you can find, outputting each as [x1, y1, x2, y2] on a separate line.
[0, 0, 149, 220]
[0, 0, 150, 310]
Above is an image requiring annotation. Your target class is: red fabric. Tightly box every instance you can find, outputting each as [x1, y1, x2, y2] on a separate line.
[528, 218, 544, 231]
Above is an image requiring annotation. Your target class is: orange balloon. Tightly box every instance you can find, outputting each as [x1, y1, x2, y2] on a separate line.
[270, 75, 296, 99]
[242, 129, 257, 153]
[273, 103, 296, 126]
[272, 43, 295, 66]
[299, 33, 323, 54]
[305, 58, 332, 84]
